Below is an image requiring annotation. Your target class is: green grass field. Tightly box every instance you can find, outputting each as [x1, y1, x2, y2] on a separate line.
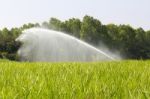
[0, 60, 150, 99]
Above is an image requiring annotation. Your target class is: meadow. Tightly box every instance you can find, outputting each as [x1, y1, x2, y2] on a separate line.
[0, 60, 150, 99]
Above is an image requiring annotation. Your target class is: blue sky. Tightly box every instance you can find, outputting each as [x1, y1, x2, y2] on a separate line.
[0, 0, 149, 30]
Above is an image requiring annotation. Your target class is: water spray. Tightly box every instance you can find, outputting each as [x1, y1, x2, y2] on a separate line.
[16, 28, 116, 62]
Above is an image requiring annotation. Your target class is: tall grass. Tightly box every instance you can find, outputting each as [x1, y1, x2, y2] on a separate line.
[0, 60, 150, 98]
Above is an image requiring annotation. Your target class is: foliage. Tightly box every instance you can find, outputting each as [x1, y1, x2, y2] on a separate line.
[0, 15, 150, 60]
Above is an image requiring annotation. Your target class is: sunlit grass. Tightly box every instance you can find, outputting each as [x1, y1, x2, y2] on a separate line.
[0, 60, 150, 98]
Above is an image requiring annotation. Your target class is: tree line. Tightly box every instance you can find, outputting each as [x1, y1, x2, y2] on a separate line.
[0, 15, 150, 61]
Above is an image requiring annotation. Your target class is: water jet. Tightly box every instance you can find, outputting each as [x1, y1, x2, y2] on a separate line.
[16, 28, 115, 62]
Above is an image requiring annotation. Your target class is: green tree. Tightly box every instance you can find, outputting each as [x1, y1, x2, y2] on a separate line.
[80, 15, 102, 44]
[0, 15, 150, 60]
[106, 24, 120, 49]
[118, 25, 136, 58]
[49, 18, 62, 30]
[65, 18, 81, 37]
[20, 23, 39, 30]
[132, 28, 149, 59]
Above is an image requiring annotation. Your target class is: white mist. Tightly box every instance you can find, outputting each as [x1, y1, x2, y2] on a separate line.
[16, 28, 115, 62]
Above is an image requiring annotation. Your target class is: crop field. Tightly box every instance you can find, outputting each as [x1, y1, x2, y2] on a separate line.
[0, 60, 150, 99]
